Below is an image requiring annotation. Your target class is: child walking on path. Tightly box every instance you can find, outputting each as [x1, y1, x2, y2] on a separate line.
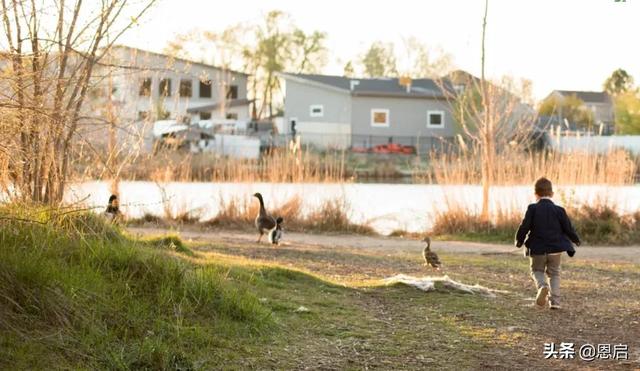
[515, 178, 581, 310]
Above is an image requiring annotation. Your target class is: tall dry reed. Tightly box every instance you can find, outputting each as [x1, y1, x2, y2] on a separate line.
[74, 148, 349, 183]
[431, 199, 640, 245]
[422, 148, 636, 185]
[200, 194, 374, 234]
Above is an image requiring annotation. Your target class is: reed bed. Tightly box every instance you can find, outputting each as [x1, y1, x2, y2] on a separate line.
[425, 147, 640, 244]
[74, 148, 349, 183]
[204, 194, 375, 234]
[431, 199, 640, 245]
[420, 148, 637, 185]
[130, 194, 375, 235]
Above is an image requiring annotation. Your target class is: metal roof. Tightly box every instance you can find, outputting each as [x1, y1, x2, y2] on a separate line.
[280, 73, 449, 99]
[554, 90, 611, 104]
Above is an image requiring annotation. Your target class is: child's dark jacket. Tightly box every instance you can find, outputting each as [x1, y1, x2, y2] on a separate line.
[515, 199, 580, 255]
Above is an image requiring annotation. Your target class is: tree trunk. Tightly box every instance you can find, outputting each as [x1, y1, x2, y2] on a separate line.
[480, 0, 491, 221]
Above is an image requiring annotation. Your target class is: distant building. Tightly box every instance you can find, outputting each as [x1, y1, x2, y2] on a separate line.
[545, 90, 614, 134]
[446, 69, 536, 126]
[279, 73, 455, 152]
[87, 45, 251, 151]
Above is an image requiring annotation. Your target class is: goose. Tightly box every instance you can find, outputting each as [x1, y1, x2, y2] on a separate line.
[104, 194, 122, 222]
[422, 236, 442, 270]
[268, 217, 284, 245]
[253, 192, 276, 243]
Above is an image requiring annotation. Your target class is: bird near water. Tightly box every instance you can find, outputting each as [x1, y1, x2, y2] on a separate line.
[422, 236, 442, 270]
[253, 192, 277, 243]
[268, 217, 284, 245]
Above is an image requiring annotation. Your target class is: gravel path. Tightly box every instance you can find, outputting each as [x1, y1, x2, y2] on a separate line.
[129, 227, 640, 264]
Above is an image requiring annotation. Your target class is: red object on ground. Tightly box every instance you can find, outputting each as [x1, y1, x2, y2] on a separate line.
[371, 143, 415, 154]
[351, 147, 370, 153]
[372, 145, 390, 154]
[401, 146, 416, 154]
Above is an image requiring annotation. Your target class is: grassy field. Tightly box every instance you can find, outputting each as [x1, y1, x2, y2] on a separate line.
[1, 209, 639, 370]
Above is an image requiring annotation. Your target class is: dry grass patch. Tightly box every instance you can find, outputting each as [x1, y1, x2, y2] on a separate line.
[421, 149, 637, 185]
[431, 201, 640, 245]
[201, 195, 376, 235]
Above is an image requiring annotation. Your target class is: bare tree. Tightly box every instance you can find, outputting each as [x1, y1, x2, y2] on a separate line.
[165, 11, 327, 120]
[0, 0, 156, 204]
[479, 0, 492, 220]
[435, 0, 536, 220]
[398, 37, 452, 78]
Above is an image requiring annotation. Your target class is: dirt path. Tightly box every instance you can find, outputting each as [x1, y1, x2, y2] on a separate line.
[129, 227, 640, 264]
[129, 226, 640, 369]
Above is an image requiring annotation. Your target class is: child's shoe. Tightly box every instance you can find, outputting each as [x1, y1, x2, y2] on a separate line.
[549, 298, 561, 310]
[536, 286, 549, 307]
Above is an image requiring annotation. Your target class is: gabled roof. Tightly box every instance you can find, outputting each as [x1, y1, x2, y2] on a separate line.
[553, 90, 610, 104]
[280, 73, 448, 99]
[445, 70, 480, 85]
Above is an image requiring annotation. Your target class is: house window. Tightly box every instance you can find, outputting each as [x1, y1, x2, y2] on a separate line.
[200, 112, 212, 120]
[310, 104, 324, 118]
[139, 78, 151, 96]
[427, 111, 445, 128]
[199, 80, 212, 98]
[370, 109, 390, 127]
[137, 111, 150, 121]
[159, 78, 172, 97]
[226, 113, 238, 120]
[158, 110, 171, 120]
[226, 85, 238, 99]
[179, 80, 192, 97]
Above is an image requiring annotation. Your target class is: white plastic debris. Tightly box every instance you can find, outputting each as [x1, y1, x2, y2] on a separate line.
[294, 305, 310, 313]
[383, 274, 509, 298]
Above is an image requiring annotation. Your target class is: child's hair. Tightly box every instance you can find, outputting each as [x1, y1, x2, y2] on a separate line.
[108, 194, 118, 203]
[534, 177, 553, 197]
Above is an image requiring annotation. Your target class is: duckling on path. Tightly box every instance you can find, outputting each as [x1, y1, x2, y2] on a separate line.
[268, 217, 284, 245]
[253, 193, 276, 243]
[422, 236, 442, 270]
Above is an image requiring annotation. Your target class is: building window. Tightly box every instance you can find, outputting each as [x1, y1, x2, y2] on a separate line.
[200, 112, 212, 120]
[137, 111, 150, 121]
[226, 113, 238, 120]
[158, 110, 171, 120]
[226, 85, 238, 99]
[139, 78, 151, 96]
[427, 110, 444, 128]
[310, 104, 324, 118]
[370, 109, 390, 127]
[199, 80, 212, 98]
[179, 80, 192, 97]
[159, 78, 171, 97]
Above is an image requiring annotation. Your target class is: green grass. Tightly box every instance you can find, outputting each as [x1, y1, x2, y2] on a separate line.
[2, 205, 639, 369]
[0, 206, 272, 369]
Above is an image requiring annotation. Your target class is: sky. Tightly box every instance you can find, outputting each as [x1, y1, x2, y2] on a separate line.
[120, 0, 640, 101]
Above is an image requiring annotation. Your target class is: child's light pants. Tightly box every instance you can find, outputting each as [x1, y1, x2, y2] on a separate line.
[530, 253, 562, 304]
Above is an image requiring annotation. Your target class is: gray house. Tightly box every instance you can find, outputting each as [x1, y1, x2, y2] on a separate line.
[279, 73, 456, 151]
[546, 90, 615, 134]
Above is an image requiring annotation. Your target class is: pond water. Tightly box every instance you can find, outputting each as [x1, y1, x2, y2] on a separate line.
[66, 181, 640, 235]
